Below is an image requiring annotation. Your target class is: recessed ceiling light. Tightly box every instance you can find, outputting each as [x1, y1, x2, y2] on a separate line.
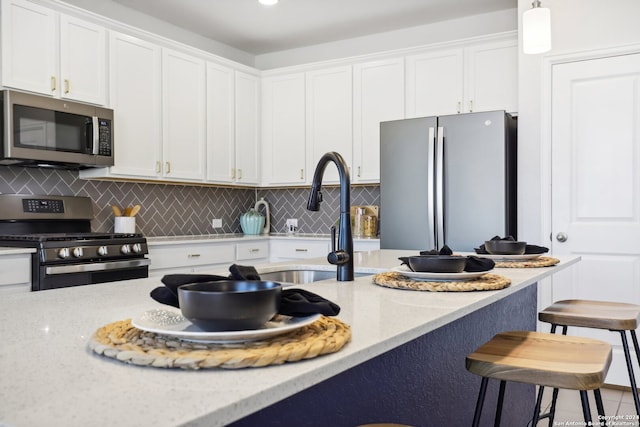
[259, 0, 278, 5]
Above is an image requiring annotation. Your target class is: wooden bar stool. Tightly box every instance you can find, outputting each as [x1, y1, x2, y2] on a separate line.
[539, 299, 640, 417]
[466, 330, 612, 427]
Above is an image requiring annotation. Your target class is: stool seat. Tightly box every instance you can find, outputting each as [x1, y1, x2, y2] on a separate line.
[466, 330, 612, 390]
[539, 299, 640, 330]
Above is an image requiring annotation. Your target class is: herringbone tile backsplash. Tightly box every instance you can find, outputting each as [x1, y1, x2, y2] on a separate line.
[0, 166, 380, 237]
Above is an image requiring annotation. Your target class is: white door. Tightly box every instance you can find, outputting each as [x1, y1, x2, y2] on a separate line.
[234, 71, 260, 185]
[551, 53, 640, 386]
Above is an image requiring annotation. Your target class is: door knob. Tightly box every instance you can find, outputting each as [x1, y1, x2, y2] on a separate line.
[556, 232, 568, 242]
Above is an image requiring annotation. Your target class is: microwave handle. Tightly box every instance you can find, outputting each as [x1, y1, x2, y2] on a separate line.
[91, 117, 99, 155]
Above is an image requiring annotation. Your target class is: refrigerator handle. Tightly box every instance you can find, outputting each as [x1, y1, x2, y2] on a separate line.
[435, 126, 445, 248]
[427, 127, 436, 249]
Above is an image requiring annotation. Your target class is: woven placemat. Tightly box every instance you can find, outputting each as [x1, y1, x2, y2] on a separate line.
[494, 256, 560, 268]
[88, 315, 350, 370]
[372, 272, 511, 292]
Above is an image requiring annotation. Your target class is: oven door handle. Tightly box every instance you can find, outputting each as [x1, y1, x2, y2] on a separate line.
[45, 258, 151, 275]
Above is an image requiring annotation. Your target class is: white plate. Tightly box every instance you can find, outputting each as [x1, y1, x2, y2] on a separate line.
[391, 266, 491, 281]
[474, 253, 543, 261]
[131, 308, 321, 343]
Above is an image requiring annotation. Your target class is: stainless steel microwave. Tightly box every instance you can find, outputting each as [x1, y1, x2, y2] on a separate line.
[0, 90, 114, 168]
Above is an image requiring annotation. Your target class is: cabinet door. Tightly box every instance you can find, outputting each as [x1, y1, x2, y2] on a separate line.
[206, 62, 235, 183]
[353, 58, 405, 183]
[465, 40, 518, 114]
[1, 0, 57, 95]
[109, 32, 162, 178]
[306, 66, 353, 183]
[405, 49, 464, 117]
[262, 73, 306, 185]
[59, 15, 106, 105]
[162, 49, 206, 181]
[235, 71, 260, 185]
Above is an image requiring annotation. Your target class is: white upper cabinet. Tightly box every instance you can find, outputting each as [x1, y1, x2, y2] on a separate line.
[261, 72, 306, 186]
[465, 39, 518, 114]
[406, 48, 464, 117]
[162, 48, 206, 181]
[206, 62, 235, 183]
[305, 66, 353, 184]
[234, 71, 260, 185]
[1, 0, 106, 105]
[406, 38, 517, 117]
[107, 32, 162, 178]
[352, 58, 405, 183]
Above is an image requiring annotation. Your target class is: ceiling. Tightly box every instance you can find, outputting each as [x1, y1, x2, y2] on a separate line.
[110, 0, 517, 55]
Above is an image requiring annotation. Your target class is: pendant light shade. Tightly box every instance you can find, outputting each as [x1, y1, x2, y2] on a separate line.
[259, 0, 278, 5]
[523, 0, 551, 54]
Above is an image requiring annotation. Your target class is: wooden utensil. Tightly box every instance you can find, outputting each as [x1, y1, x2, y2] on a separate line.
[124, 206, 132, 217]
[112, 205, 122, 217]
[129, 205, 141, 217]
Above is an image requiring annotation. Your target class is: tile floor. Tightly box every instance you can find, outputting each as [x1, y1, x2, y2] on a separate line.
[535, 387, 639, 426]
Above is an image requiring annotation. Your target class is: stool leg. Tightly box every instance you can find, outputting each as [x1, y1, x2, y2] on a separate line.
[579, 390, 593, 424]
[547, 388, 559, 426]
[494, 380, 506, 427]
[532, 386, 545, 426]
[630, 330, 640, 415]
[472, 377, 489, 427]
[594, 388, 607, 427]
[620, 331, 640, 415]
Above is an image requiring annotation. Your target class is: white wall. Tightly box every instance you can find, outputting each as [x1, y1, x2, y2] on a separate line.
[517, 0, 640, 245]
[255, 9, 517, 69]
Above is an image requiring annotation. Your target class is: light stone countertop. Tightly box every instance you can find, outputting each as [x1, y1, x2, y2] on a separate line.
[0, 247, 36, 255]
[146, 234, 379, 245]
[0, 250, 579, 427]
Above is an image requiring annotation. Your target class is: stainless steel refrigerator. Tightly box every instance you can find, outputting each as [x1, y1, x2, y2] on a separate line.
[379, 110, 517, 252]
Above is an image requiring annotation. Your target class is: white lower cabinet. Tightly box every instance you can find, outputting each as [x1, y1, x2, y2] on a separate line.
[0, 253, 32, 293]
[147, 239, 269, 276]
[269, 238, 331, 262]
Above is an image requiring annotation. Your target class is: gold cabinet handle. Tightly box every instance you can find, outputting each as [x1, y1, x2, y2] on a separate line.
[237, 168, 243, 180]
[165, 162, 171, 174]
[187, 254, 201, 258]
[156, 161, 161, 173]
[64, 79, 70, 94]
[357, 166, 361, 177]
[300, 169, 304, 180]
[295, 248, 308, 252]
[250, 248, 260, 253]
[457, 101, 461, 114]
[231, 168, 236, 179]
[469, 100, 473, 112]
[51, 76, 57, 92]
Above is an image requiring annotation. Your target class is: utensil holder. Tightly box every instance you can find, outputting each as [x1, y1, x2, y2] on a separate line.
[114, 216, 136, 234]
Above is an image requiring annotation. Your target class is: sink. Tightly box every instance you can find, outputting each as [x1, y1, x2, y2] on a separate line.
[259, 269, 371, 285]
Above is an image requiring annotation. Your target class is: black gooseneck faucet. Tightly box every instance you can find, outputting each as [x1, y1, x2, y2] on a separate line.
[307, 152, 354, 281]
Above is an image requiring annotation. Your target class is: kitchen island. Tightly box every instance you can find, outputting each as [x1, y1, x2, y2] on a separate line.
[0, 250, 579, 427]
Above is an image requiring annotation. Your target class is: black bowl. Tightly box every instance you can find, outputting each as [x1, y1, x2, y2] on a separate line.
[407, 255, 466, 273]
[484, 240, 527, 255]
[178, 281, 281, 331]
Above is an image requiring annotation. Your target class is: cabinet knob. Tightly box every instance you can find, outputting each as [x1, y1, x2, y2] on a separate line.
[556, 232, 568, 242]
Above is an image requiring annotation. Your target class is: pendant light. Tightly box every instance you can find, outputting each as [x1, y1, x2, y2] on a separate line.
[523, 0, 551, 54]
[259, 0, 278, 5]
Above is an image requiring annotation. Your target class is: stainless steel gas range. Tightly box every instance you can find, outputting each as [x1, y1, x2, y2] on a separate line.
[0, 194, 150, 291]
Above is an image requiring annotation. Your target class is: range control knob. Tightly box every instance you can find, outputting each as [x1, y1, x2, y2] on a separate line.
[131, 243, 143, 254]
[72, 247, 84, 258]
[97, 246, 108, 256]
[120, 244, 131, 255]
[58, 248, 70, 259]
